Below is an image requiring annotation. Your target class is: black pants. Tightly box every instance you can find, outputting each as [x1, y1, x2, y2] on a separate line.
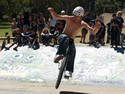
[111, 27, 119, 47]
[56, 34, 76, 72]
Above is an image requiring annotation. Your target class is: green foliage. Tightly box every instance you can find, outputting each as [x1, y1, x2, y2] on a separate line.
[0, 0, 124, 18]
[95, 0, 123, 14]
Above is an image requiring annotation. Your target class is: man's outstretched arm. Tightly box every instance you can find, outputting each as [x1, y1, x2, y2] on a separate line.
[48, 7, 69, 20]
[82, 20, 101, 35]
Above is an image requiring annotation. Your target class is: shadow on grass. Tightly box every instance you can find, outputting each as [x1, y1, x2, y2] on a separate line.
[0, 27, 10, 29]
[0, 23, 11, 26]
[60, 91, 90, 94]
[0, 22, 11, 29]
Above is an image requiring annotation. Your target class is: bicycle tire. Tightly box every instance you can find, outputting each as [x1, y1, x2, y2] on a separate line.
[55, 56, 67, 89]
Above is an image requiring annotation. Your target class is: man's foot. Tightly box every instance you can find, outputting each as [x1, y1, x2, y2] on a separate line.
[54, 55, 64, 63]
[64, 71, 72, 79]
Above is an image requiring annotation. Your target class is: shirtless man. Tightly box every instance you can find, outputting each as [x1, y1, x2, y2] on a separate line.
[48, 6, 101, 78]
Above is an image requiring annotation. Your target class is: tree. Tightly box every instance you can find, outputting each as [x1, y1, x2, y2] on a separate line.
[0, 0, 125, 19]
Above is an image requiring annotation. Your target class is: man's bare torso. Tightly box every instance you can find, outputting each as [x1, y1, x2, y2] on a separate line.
[63, 17, 84, 39]
[48, 7, 101, 38]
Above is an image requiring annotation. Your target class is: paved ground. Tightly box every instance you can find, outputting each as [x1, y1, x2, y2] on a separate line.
[0, 80, 125, 94]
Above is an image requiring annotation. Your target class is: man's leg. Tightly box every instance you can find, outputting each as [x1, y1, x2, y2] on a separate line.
[65, 40, 76, 78]
[54, 34, 69, 63]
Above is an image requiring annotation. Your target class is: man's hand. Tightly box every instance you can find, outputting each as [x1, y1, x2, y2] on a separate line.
[48, 7, 54, 12]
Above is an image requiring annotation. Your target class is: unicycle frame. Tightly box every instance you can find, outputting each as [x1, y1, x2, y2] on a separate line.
[55, 46, 69, 89]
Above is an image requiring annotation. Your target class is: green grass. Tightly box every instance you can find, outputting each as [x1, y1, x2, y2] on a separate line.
[0, 21, 11, 37]
[0, 21, 11, 43]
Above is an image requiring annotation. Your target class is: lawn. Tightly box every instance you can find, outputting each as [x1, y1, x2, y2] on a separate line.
[0, 21, 11, 37]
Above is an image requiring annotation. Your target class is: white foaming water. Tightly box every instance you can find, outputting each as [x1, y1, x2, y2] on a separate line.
[0, 45, 125, 87]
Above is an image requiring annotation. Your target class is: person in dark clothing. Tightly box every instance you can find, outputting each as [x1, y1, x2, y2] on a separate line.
[5, 28, 22, 51]
[116, 11, 124, 45]
[51, 26, 61, 45]
[37, 12, 46, 43]
[106, 22, 112, 43]
[32, 15, 38, 33]
[17, 15, 24, 33]
[96, 21, 106, 46]
[55, 10, 66, 35]
[28, 31, 39, 49]
[111, 13, 120, 48]
[41, 28, 51, 46]
[23, 11, 29, 32]
[29, 15, 33, 31]
[21, 29, 32, 46]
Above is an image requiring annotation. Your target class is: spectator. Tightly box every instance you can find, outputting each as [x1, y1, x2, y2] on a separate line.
[37, 12, 46, 43]
[32, 14, 38, 32]
[17, 15, 23, 33]
[80, 28, 88, 43]
[28, 30, 39, 49]
[80, 13, 90, 43]
[96, 20, 106, 46]
[111, 13, 119, 48]
[23, 11, 29, 32]
[55, 10, 66, 35]
[52, 26, 61, 45]
[48, 15, 57, 34]
[41, 28, 51, 46]
[116, 11, 124, 45]
[106, 21, 112, 43]
[89, 19, 96, 45]
[99, 13, 104, 23]
[21, 28, 32, 45]
[5, 28, 22, 51]
[51, 10, 66, 45]
[29, 15, 33, 32]
[11, 18, 18, 37]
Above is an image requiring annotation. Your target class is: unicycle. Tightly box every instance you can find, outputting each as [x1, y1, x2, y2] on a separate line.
[55, 47, 69, 89]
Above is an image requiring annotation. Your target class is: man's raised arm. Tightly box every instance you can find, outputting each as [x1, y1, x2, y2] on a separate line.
[48, 7, 69, 20]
